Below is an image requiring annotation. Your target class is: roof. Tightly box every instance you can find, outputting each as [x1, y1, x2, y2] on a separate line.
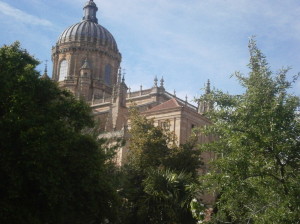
[146, 98, 184, 113]
[57, 21, 118, 51]
[143, 97, 211, 124]
[56, 0, 118, 52]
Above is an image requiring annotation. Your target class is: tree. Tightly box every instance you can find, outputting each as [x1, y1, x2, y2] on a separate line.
[198, 39, 300, 223]
[141, 168, 198, 224]
[126, 106, 173, 170]
[0, 42, 118, 224]
[116, 107, 200, 224]
[164, 137, 202, 178]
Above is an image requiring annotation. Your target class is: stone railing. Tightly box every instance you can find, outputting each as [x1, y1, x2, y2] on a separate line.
[92, 96, 112, 105]
[128, 88, 152, 98]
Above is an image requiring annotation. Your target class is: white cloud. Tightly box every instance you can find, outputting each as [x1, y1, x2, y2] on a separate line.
[98, 0, 300, 94]
[1, 0, 299, 97]
[0, 1, 53, 26]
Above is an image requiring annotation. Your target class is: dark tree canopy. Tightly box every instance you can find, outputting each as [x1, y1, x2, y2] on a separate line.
[0, 42, 118, 224]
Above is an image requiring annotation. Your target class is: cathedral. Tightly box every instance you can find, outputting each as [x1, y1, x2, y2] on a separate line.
[51, 0, 212, 166]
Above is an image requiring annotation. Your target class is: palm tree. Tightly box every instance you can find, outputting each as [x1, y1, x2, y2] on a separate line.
[139, 168, 198, 224]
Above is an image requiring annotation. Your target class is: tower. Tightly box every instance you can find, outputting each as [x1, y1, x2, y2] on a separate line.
[51, 1, 213, 167]
[51, 0, 121, 101]
[198, 80, 213, 114]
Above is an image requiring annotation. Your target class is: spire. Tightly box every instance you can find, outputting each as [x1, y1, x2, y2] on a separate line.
[198, 80, 213, 114]
[160, 76, 164, 88]
[117, 67, 122, 84]
[41, 60, 50, 79]
[140, 85, 143, 96]
[154, 76, 158, 87]
[206, 79, 211, 94]
[44, 60, 48, 75]
[83, 0, 98, 23]
[44, 60, 48, 74]
[122, 68, 126, 83]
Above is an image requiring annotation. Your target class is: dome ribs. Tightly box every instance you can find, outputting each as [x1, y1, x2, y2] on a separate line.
[56, 21, 118, 52]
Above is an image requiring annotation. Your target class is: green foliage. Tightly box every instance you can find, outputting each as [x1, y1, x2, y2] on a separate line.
[164, 139, 202, 177]
[116, 107, 201, 223]
[140, 168, 197, 224]
[190, 199, 206, 222]
[127, 107, 173, 170]
[198, 39, 300, 223]
[0, 42, 118, 224]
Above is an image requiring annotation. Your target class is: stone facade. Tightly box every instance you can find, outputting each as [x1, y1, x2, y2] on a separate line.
[94, 82, 213, 165]
[52, 0, 213, 167]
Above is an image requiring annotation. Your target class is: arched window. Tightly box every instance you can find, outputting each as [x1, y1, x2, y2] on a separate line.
[104, 64, 112, 85]
[58, 60, 68, 81]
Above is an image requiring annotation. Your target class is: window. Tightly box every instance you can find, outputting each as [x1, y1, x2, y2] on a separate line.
[58, 60, 68, 81]
[104, 64, 112, 85]
[160, 120, 170, 131]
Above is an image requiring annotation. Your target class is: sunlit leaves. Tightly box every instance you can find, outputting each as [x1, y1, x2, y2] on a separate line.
[198, 39, 300, 223]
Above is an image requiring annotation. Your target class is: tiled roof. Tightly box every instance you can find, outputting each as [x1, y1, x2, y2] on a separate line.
[146, 98, 183, 112]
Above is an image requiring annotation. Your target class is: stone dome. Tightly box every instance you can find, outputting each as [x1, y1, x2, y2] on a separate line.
[57, 21, 118, 51]
[57, 0, 118, 52]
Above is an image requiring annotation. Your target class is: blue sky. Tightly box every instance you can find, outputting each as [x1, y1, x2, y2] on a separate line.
[1, 0, 300, 101]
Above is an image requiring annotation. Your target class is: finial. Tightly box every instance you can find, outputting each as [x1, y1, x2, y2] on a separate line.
[206, 79, 211, 94]
[185, 95, 188, 102]
[117, 67, 122, 84]
[173, 89, 176, 96]
[83, 0, 98, 23]
[154, 76, 158, 87]
[122, 68, 126, 83]
[81, 58, 90, 69]
[41, 59, 50, 79]
[160, 76, 164, 87]
[44, 59, 48, 74]
[140, 85, 143, 91]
